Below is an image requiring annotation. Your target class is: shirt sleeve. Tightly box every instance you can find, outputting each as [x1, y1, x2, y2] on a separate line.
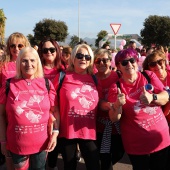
[145, 70, 165, 93]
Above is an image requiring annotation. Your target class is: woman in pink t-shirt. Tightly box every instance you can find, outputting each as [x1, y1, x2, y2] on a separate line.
[94, 48, 124, 170]
[0, 32, 30, 170]
[0, 47, 60, 170]
[143, 50, 170, 169]
[53, 44, 101, 170]
[38, 37, 64, 83]
[108, 48, 170, 170]
[0, 32, 30, 87]
[38, 37, 65, 169]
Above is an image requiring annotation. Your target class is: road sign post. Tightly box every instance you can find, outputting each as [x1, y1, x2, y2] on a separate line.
[110, 23, 121, 49]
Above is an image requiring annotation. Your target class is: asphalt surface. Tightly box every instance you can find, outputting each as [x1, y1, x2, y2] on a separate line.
[0, 153, 132, 170]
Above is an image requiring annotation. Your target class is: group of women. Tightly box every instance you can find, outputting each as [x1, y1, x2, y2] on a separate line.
[0, 31, 170, 170]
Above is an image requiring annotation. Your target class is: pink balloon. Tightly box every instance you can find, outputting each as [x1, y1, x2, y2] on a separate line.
[111, 52, 116, 68]
[139, 45, 143, 50]
[138, 56, 146, 71]
[121, 40, 126, 46]
[119, 45, 123, 50]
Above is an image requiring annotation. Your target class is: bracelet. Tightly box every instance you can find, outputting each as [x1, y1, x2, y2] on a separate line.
[52, 129, 59, 134]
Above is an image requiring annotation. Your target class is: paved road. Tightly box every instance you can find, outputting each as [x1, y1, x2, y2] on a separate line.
[54, 153, 132, 170]
[0, 153, 132, 170]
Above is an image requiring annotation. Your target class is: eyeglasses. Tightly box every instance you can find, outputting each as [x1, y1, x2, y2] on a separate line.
[148, 59, 165, 68]
[120, 58, 136, 66]
[42, 47, 56, 54]
[95, 58, 110, 64]
[10, 44, 24, 50]
[75, 53, 91, 61]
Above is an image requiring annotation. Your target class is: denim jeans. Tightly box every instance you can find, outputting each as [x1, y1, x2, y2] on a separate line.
[10, 150, 47, 170]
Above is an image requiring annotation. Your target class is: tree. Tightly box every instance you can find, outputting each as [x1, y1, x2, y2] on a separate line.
[95, 30, 108, 47]
[27, 34, 35, 46]
[28, 18, 68, 45]
[0, 9, 7, 45]
[69, 35, 83, 48]
[140, 15, 170, 46]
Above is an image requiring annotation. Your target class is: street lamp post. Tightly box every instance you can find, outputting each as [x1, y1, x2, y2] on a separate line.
[78, 0, 80, 42]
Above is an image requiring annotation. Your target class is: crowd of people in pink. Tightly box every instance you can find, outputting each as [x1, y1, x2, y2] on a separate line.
[0, 32, 170, 170]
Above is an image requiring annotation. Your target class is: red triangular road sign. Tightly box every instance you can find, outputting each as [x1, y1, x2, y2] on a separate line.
[110, 23, 121, 35]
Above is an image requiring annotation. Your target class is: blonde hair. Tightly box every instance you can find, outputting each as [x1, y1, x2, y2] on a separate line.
[67, 44, 94, 74]
[16, 47, 44, 78]
[7, 32, 30, 60]
[1, 32, 31, 69]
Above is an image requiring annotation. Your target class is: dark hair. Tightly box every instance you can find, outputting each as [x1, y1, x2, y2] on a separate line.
[102, 43, 110, 49]
[129, 40, 135, 44]
[62, 46, 72, 54]
[38, 37, 62, 70]
[77, 41, 87, 45]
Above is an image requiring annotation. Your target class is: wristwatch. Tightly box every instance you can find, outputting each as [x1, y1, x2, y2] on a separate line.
[153, 94, 157, 101]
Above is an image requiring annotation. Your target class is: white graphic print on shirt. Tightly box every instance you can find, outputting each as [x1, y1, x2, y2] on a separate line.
[133, 100, 162, 129]
[71, 84, 95, 109]
[16, 94, 44, 123]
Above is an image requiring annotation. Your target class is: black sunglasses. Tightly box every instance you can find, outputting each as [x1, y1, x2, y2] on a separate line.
[120, 58, 136, 66]
[76, 53, 91, 61]
[95, 58, 110, 64]
[10, 44, 24, 50]
[148, 59, 165, 68]
[42, 47, 56, 54]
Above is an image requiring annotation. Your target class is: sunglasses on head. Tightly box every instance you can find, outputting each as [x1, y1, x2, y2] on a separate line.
[95, 58, 110, 64]
[75, 53, 91, 61]
[120, 58, 136, 66]
[42, 47, 56, 54]
[148, 59, 165, 68]
[10, 44, 24, 50]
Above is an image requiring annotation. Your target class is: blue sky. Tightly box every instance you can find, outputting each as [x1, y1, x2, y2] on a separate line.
[1, 0, 170, 39]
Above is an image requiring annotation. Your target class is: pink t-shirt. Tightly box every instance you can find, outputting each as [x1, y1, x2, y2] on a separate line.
[53, 71, 101, 140]
[43, 67, 59, 83]
[161, 69, 170, 87]
[0, 78, 57, 155]
[0, 62, 16, 86]
[108, 70, 170, 155]
[96, 71, 119, 134]
[161, 70, 170, 123]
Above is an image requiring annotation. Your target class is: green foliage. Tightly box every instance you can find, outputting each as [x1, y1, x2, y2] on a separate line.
[95, 30, 108, 47]
[0, 9, 7, 45]
[69, 35, 83, 48]
[28, 18, 68, 45]
[140, 15, 170, 46]
[27, 34, 35, 46]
